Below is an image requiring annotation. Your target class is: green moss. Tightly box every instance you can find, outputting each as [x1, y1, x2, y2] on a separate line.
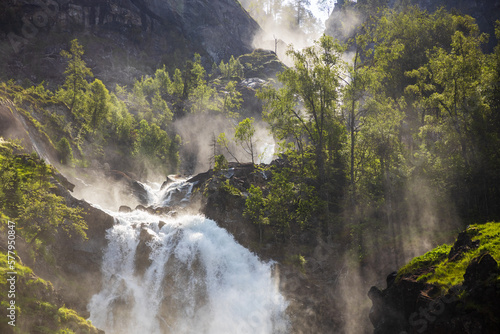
[398, 244, 451, 278]
[57, 307, 96, 333]
[397, 222, 500, 291]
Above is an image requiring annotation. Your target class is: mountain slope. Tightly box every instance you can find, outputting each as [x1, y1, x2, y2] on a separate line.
[0, 0, 260, 87]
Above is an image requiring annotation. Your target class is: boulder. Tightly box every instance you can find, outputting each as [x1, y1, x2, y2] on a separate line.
[464, 253, 499, 287]
[119, 205, 132, 213]
[448, 230, 480, 261]
[135, 227, 155, 275]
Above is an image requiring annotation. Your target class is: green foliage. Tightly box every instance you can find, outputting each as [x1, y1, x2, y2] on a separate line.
[234, 117, 256, 163]
[214, 154, 228, 172]
[0, 141, 87, 246]
[88, 79, 111, 129]
[219, 55, 244, 79]
[221, 81, 243, 117]
[59, 39, 93, 115]
[238, 49, 285, 79]
[244, 184, 268, 243]
[266, 168, 296, 235]
[18, 187, 87, 245]
[134, 120, 172, 167]
[217, 132, 239, 163]
[259, 35, 345, 184]
[221, 179, 242, 197]
[56, 138, 73, 165]
[171, 68, 184, 97]
[397, 244, 452, 278]
[244, 184, 266, 223]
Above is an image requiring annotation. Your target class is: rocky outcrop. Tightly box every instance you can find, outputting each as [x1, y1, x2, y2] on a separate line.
[105, 169, 149, 205]
[192, 163, 263, 250]
[0, 0, 261, 86]
[190, 162, 347, 333]
[239, 49, 285, 79]
[47, 178, 115, 313]
[369, 228, 500, 334]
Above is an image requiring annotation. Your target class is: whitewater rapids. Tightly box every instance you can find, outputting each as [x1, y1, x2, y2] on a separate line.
[87, 180, 289, 334]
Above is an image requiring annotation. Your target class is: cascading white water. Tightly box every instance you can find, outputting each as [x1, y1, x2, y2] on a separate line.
[88, 180, 289, 334]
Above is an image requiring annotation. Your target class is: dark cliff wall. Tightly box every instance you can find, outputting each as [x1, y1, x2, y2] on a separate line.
[0, 0, 260, 86]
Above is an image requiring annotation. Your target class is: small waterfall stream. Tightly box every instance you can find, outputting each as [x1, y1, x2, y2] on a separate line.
[87, 179, 289, 334]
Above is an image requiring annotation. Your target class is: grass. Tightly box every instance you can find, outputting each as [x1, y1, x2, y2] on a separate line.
[397, 222, 500, 290]
[397, 243, 452, 278]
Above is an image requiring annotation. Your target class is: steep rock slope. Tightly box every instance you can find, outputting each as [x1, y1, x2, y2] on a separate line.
[0, 0, 260, 86]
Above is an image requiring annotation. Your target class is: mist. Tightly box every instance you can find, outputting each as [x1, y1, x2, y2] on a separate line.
[250, 4, 324, 66]
[336, 174, 461, 333]
[174, 113, 275, 174]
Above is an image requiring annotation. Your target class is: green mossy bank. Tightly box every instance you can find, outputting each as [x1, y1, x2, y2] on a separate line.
[369, 222, 500, 334]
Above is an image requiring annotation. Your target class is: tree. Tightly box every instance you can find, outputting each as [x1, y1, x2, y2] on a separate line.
[244, 185, 268, 243]
[361, 7, 456, 100]
[342, 41, 367, 197]
[259, 35, 344, 185]
[88, 79, 110, 129]
[234, 117, 257, 164]
[56, 138, 73, 165]
[0, 143, 87, 246]
[258, 35, 347, 236]
[59, 39, 93, 114]
[217, 132, 239, 163]
[171, 68, 184, 97]
[151, 91, 173, 127]
[318, 0, 335, 16]
[293, 0, 312, 28]
[406, 15, 488, 169]
[219, 56, 244, 79]
[265, 168, 296, 241]
[244, 0, 282, 26]
[18, 188, 87, 245]
[221, 81, 243, 117]
[134, 119, 171, 160]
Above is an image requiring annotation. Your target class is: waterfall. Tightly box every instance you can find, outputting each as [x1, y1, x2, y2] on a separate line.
[87, 180, 289, 334]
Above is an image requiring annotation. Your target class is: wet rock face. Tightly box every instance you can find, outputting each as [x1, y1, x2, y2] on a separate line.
[135, 226, 155, 275]
[0, 0, 260, 86]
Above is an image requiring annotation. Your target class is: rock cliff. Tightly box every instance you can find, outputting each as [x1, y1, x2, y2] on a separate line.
[0, 0, 260, 86]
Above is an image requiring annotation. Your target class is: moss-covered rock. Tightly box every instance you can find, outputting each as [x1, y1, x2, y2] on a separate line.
[239, 49, 286, 79]
[368, 222, 500, 334]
